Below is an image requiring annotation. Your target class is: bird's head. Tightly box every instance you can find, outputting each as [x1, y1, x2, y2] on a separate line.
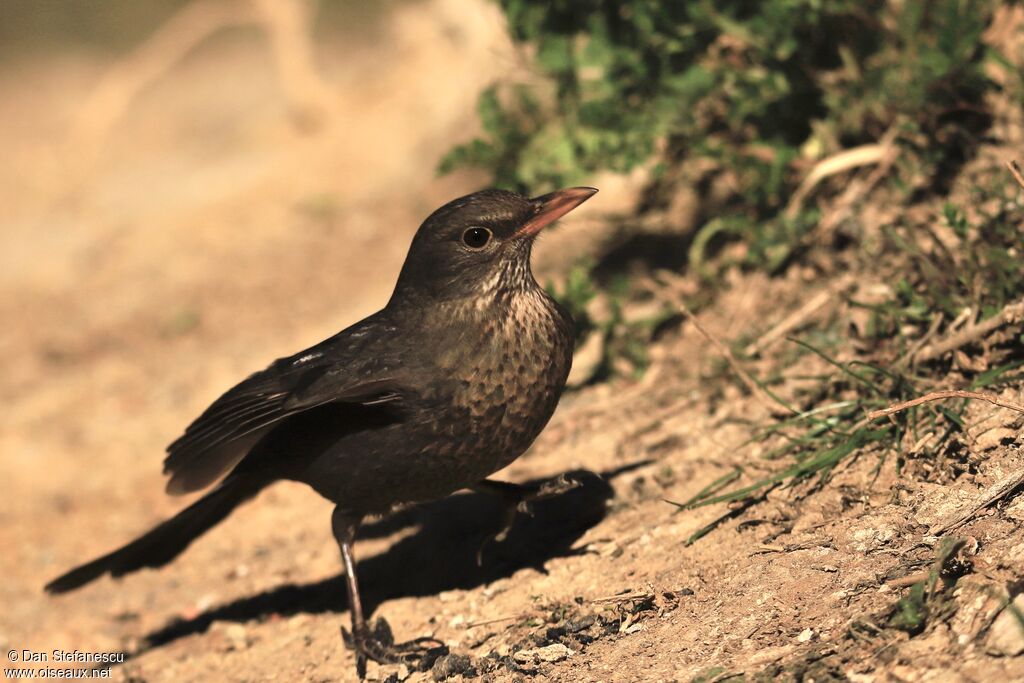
[390, 187, 597, 306]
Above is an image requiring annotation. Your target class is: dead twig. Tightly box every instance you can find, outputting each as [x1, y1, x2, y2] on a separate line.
[749, 537, 833, 556]
[929, 467, 1024, 536]
[785, 137, 895, 219]
[590, 591, 655, 605]
[680, 302, 793, 412]
[886, 570, 933, 589]
[914, 299, 1024, 363]
[867, 390, 1024, 421]
[894, 312, 944, 369]
[1008, 160, 1024, 191]
[465, 614, 525, 629]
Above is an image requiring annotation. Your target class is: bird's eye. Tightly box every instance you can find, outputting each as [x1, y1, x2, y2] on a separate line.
[461, 227, 492, 250]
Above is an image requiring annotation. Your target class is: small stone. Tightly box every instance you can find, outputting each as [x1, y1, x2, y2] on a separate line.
[565, 614, 596, 633]
[363, 661, 384, 681]
[431, 653, 473, 681]
[226, 563, 250, 580]
[797, 628, 814, 643]
[973, 427, 1017, 451]
[513, 643, 573, 664]
[986, 596, 1024, 656]
[225, 623, 248, 650]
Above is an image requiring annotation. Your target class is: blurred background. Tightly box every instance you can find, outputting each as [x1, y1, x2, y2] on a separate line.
[2, 1, 1023, 681]
[1, 0, 528, 672]
[2, 0, 518, 521]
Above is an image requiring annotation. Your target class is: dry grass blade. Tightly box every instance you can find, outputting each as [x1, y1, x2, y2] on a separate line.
[663, 296, 798, 413]
[788, 143, 888, 208]
[867, 390, 1024, 421]
[802, 126, 900, 243]
[465, 614, 525, 629]
[1008, 160, 1024, 191]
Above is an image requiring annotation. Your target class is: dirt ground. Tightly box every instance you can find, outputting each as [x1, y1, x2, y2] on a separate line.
[3, 2, 1023, 682]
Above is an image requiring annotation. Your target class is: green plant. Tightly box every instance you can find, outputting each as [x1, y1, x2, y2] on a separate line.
[888, 538, 969, 634]
[857, 186, 1023, 352]
[449, 1, 1023, 519]
[441, 1, 1001, 277]
[665, 178, 1024, 525]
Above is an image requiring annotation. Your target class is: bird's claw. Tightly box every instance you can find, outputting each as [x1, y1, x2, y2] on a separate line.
[342, 617, 447, 678]
[533, 473, 582, 501]
[512, 473, 580, 514]
[477, 474, 582, 563]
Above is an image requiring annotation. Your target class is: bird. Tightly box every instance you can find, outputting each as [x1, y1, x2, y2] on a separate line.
[45, 185, 598, 677]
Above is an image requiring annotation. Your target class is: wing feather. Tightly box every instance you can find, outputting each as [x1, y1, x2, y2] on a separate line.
[162, 319, 408, 495]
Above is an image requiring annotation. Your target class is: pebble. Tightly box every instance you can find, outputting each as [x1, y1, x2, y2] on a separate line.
[973, 427, 1017, 451]
[225, 623, 248, 650]
[431, 653, 473, 681]
[512, 643, 574, 664]
[986, 595, 1024, 656]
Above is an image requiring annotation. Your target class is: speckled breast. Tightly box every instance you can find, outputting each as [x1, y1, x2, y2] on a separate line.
[390, 287, 573, 504]
[303, 286, 574, 513]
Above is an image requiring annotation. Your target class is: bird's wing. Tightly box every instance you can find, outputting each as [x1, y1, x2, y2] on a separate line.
[163, 320, 409, 495]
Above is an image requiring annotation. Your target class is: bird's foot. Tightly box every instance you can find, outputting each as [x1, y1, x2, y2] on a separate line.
[477, 474, 581, 564]
[510, 473, 580, 518]
[342, 617, 447, 678]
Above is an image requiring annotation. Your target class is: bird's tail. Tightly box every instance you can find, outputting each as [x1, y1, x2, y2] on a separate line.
[45, 475, 267, 594]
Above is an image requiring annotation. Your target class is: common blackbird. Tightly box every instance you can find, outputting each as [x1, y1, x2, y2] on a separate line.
[46, 186, 597, 676]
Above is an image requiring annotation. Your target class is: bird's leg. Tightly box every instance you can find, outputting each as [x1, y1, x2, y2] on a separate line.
[331, 508, 445, 678]
[472, 474, 580, 558]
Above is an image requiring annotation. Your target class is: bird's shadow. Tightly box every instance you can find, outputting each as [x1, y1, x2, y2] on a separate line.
[133, 463, 646, 659]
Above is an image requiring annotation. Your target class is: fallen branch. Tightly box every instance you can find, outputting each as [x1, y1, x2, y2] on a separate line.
[914, 298, 1024, 363]
[886, 570, 933, 590]
[867, 390, 1024, 421]
[69, 0, 335, 174]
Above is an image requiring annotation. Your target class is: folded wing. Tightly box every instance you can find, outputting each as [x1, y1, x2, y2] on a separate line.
[163, 322, 407, 495]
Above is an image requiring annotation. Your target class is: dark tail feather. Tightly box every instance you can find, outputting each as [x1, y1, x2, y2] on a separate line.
[45, 476, 266, 594]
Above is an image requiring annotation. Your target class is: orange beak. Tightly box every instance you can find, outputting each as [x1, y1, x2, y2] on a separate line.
[515, 187, 598, 239]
